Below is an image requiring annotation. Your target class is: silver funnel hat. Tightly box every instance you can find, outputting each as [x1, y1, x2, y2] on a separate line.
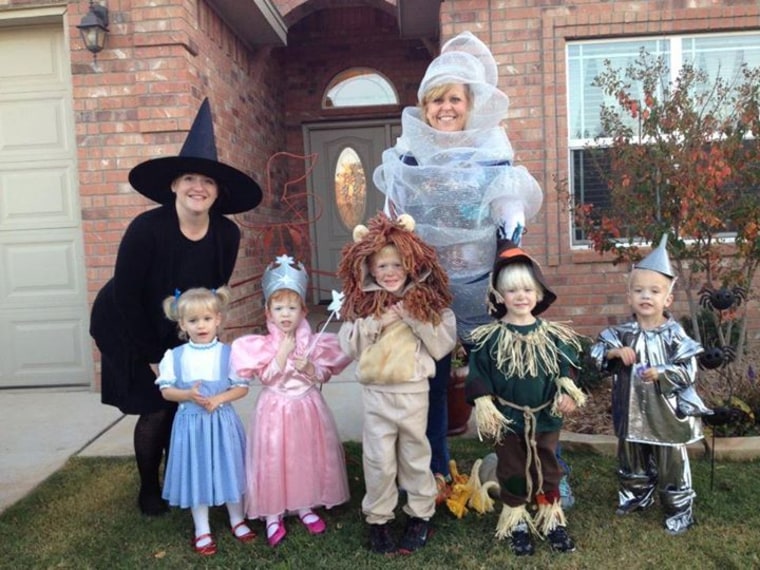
[634, 234, 675, 278]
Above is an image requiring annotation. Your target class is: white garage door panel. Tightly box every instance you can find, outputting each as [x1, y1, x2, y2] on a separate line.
[0, 162, 74, 228]
[0, 229, 82, 308]
[0, 95, 71, 157]
[0, 307, 90, 386]
[0, 25, 66, 90]
[0, 20, 91, 389]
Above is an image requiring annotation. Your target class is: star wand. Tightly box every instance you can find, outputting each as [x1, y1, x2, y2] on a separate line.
[303, 289, 344, 358]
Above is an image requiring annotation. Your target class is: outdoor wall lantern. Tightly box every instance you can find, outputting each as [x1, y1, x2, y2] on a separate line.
[77, 1, 109, 59]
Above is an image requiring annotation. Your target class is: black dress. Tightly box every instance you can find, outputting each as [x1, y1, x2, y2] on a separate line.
[90, 205, 240, 414]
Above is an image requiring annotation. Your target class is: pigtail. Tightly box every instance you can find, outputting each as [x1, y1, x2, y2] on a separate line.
[162, 286, 233, 340]
[162, 289, 182, 322]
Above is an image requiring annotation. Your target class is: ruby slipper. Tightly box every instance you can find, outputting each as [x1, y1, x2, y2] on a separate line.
[299, 512, 326, 535]
[267, 519, 286, 547]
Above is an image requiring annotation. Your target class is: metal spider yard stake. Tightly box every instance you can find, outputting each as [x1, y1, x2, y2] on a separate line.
[697, 285, 747, 490]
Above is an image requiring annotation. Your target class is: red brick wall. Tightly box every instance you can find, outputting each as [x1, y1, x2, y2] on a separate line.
[277, 5, 431, 180]
[14, 0, 760, 389]
[440, 0, 760, 338]
[71, 0, 286, 383]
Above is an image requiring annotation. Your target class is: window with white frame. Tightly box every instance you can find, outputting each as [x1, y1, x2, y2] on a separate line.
[567, 32, 760, 244]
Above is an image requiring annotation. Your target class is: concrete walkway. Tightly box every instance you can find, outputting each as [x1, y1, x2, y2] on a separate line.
[0, 361, 367, 515]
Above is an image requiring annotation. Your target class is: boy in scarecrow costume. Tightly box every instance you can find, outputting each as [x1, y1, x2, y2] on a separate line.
[465, 241, 585, 556]
[337, 213, 457, 555]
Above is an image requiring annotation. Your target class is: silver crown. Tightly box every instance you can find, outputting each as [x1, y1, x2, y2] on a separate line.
[634, 234, 675, 278]
[262, 254, 309, 301]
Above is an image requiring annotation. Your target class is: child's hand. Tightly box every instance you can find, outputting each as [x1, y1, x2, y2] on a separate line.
[557, 394, 577, 414]
[279, 333, 296, 356]
[202, 395, 222, 413]
[609, 346, 637, 366]
[188, 382, 206, 405]
[379, 306, 401, 329]
[294, 356, 316, 378]
[637, 365, 658, 383]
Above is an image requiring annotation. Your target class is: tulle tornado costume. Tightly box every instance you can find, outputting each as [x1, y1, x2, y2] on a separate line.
[590, 236, 709, 535]
[373, 31, 543, 339]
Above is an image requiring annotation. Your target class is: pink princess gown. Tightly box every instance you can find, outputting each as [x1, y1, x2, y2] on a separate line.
[230, 319, 352, 519]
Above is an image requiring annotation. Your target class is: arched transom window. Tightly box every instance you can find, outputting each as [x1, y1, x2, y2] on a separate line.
[323, 68, 398, 108]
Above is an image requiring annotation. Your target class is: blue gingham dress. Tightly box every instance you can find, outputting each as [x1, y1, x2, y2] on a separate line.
[156, 340, 248, 508]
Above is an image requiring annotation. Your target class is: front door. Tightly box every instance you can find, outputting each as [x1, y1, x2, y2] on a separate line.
[305, 121, 400, 302]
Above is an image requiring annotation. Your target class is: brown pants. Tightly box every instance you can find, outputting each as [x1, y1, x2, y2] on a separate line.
[495, 430, 562, 507]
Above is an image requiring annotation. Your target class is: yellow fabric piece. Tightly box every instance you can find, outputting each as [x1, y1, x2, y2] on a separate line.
[357, 320, 417, 384]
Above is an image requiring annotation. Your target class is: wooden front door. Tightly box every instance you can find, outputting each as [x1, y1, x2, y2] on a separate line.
[305, 121, 400, 302]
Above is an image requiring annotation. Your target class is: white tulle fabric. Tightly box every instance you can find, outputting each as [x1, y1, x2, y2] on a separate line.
[230, 319, 352, 518]
[373, 31, 544, 339]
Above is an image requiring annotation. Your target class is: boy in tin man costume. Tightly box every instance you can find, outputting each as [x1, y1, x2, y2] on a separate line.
[590, 234, 711, 535]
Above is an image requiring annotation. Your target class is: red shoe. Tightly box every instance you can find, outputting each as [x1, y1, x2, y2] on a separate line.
[299, 512, 326, 535]
[191, 533, 217, 556]
[267, 519, 287, 547]
[231, 521, 256, 543]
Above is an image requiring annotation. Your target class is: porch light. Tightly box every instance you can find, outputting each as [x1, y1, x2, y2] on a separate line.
[77, 1, 109, 59]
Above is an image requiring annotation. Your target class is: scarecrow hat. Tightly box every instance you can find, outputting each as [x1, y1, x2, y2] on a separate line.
[262, 254, 309, 302]
[634, 234, 675, 278]
[488, 240, 556, 318]
[128, 98, 262, 214]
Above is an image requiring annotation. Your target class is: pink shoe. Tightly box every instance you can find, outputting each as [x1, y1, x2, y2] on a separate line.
[267, 519, 286, 547]
[299, 512, 326, 535]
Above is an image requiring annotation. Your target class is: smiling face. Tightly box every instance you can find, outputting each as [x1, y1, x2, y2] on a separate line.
[628, 268, 674, 328]
[496, 263, 543, 325]
[171, 172, 219, 215]
[179, 308, 222, 344]
[422, 84, 470, 132]
[369, 245, 408, 294]
[266, 289, 306, 334]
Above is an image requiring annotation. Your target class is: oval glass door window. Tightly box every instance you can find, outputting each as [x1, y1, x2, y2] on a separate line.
[335, 147, 366, 229]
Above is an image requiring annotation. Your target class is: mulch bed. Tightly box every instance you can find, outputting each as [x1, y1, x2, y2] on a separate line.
[564, 380, 615, 435]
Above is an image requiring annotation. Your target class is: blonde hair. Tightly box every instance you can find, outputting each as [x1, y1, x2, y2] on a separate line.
[162, 286, 232, 340]
[419, 82, 473, 124]
[496, 264, 544, 303]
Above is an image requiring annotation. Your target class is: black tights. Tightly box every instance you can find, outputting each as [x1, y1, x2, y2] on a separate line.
[133, 407, 175, 514]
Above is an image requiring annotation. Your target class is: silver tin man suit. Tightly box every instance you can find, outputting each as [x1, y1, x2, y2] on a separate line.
[590, 316, 704, 534]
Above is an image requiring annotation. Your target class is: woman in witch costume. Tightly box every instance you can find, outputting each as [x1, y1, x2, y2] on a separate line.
[90, 98, 262, 516]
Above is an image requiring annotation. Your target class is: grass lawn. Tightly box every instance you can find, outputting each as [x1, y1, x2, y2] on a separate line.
[1, 437, 759, 569]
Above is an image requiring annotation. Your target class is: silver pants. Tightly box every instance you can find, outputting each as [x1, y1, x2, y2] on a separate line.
[617, 440, 695, 533]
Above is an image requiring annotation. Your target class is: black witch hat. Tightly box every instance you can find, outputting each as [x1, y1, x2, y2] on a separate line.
[487, 240, 557, 318]
[128, 98, 262, 214]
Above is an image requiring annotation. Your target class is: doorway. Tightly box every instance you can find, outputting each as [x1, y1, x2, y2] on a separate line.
[304, 120, 400, 303]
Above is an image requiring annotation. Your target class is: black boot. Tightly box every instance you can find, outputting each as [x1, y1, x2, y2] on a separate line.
[398, 517, 431, 554]
[547, 525, 576, 553]
[368, 523, 397, 555]
[509, 522, 535, 556]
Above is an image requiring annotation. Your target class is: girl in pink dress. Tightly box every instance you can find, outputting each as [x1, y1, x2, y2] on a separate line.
[230, 255, 352, 547]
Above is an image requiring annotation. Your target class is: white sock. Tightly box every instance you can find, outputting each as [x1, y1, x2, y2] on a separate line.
[266, 515, 281, 538]
[298, 508, 319, 524]
[226, 502, 250, 537]
[191, 505, 211, 546]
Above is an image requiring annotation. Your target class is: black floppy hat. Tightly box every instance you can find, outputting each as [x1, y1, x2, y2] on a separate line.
[488, 240, 557, 318]
[128, 98, 262, 215]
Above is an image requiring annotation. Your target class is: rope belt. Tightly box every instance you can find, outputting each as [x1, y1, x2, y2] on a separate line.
[496, 397, 551, 499]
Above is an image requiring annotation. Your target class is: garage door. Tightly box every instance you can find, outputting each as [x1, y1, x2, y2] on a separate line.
[0, 23, 92, 388]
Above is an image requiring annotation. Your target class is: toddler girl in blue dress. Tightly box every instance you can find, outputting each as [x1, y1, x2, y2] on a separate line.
[156, 286, 254, 555]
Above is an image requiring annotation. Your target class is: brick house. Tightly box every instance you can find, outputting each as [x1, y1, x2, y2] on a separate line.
[0, 0, 758, 390]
